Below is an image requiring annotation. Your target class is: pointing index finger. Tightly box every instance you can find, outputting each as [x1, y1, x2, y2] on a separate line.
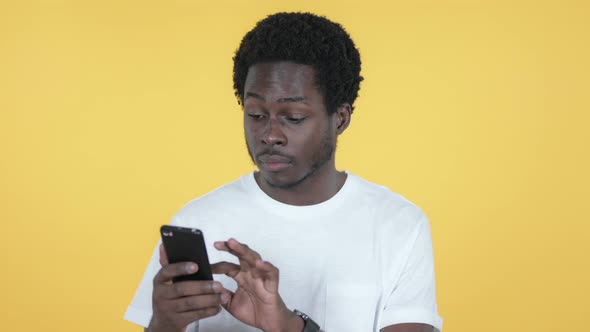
[214, 238, 261, 265]
[213, 240, 230, 251]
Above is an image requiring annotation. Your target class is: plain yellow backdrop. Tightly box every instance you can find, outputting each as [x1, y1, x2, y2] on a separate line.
[1, 1, 588, 331]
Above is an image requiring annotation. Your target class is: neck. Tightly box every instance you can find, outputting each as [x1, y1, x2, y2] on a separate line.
[254, 161, 347, 206]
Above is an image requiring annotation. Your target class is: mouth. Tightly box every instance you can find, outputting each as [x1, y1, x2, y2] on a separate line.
[257, 154, 292, 172]
[260, 161, 291, 172]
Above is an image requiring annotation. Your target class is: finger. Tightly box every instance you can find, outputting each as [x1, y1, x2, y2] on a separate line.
[162, 280, 223, 299]
[255, 260, 280, 292]
[154, 262, 198, 284]
[211, 261, 241, 278]
[218, 288, 234, 310]
[229, 238, 262, 259]
[159, 244, 169, 266]
[221, 238, 262, 268]
[213, 241, 230, 251]
[171, 293, 226, 313]
[214, 240, 255, 272]
[215, 238, 260, 259]
[244, 259, 275, 281]
[255, 259, 278, 275]
[233, 240, 263, 272]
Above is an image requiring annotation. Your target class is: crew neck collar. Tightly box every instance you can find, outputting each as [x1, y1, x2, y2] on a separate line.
[243, 171, 357, 219]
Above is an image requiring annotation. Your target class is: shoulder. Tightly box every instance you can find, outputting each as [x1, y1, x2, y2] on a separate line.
[347, 173, 428, 232]
[171, 173, 252, 223]
[349, 173, 426, 218]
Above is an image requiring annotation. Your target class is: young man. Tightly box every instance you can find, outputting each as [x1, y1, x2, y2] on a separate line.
[125, 12, 443, 332]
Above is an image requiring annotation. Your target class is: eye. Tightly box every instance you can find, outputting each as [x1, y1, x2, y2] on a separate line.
[247, 113, 265, 120]
[286, 116, 306, 124]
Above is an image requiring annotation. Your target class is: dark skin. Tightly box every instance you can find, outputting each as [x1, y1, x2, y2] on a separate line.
[243, 62, 348, 206]
[146, 62, 434, 332]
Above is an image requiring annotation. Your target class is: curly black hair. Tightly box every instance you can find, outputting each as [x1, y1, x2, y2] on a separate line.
[232, 12, 363, 114]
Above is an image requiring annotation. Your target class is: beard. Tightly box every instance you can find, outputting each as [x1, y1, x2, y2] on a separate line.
[246, 129, 336, 189]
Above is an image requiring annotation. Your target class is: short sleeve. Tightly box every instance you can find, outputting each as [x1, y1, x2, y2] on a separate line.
[124, 242, 161, 328]
[124, 215, 202, 332]
[379, 216, 443, 331]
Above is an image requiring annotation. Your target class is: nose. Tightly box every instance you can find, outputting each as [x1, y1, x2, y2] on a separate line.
[261, 117, 286, 146]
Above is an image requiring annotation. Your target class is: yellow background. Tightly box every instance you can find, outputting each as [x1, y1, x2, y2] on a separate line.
[1, 1, 588, 331]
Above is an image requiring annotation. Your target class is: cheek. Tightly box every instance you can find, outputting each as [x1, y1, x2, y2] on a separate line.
[289, 127, 323, 152]
[244, 125, 258, 143]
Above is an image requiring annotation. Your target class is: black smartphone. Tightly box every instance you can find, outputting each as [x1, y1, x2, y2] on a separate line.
[160, 225, 213, 282]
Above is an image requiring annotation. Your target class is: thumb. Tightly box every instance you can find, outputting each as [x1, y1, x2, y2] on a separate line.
[220, 288, 234, 311]
[159, 243, 169, 266]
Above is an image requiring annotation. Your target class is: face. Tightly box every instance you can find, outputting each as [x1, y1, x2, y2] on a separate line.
[243, 62, 337, 189]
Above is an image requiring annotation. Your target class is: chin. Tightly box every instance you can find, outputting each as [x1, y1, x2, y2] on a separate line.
[259, 169, 312, 189]
[260, 172, 293, 188]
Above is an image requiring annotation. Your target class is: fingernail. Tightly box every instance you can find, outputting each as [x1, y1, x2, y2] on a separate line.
[212, 282, 221, 292]
[221, 293, 229, 304]
[186, 263, 198, 273]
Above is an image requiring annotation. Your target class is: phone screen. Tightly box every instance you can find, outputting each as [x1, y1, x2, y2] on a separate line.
[160, 225, 213, 282]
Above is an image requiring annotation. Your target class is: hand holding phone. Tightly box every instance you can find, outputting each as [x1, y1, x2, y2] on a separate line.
[149, 226, 225, 331]
[160, 225, 213, 282]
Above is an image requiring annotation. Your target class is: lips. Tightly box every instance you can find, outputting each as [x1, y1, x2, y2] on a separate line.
[258, 154, 291, 163]
[257, 154, 292, 172]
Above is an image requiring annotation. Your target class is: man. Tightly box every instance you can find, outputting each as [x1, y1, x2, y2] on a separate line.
[125, 12, 443, 332]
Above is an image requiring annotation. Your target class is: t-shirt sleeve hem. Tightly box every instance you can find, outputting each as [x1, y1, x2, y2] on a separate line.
[379, 307, 443, 331]
[124, 306, 152, 328]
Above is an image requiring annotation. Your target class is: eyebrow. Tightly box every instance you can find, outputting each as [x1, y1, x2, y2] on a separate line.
[245, 92, 309, 105]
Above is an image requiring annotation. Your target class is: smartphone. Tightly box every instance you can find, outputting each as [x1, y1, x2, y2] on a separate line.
[160, 225, 213, 282]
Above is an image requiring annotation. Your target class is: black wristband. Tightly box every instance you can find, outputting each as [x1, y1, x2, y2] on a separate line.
[293, 309, 320, 332]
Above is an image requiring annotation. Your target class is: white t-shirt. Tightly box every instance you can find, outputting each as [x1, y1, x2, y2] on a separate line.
[125, 172, 443, 331]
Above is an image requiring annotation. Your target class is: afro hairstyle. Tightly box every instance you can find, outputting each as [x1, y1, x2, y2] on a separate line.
[232, 12, 363, 114]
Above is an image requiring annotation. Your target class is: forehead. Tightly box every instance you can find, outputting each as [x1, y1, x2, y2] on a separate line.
[244, 62, 320, 100]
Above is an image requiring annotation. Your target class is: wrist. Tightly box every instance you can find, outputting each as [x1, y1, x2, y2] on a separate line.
[268, 309, 303, 332]
[281, 310, 304, 332]
[292, 309, 321, 332]
[147, 316, 183, 332]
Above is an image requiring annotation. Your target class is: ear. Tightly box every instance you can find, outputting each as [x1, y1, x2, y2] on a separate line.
[333, 103, 352, 135]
